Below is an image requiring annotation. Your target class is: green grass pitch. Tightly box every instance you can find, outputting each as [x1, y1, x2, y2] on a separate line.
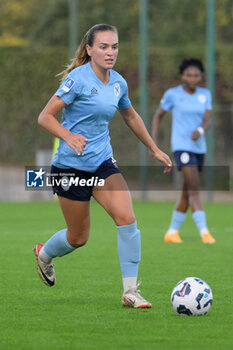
[0, 200, 232, 350]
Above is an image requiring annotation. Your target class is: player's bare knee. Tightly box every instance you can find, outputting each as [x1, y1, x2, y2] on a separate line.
[67, 229, 89, 248]
[70, 237, 89, 248]
[115, 213, 136, 226]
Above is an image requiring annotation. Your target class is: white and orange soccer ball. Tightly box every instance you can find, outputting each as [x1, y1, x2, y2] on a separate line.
[171, 277, 213, 316]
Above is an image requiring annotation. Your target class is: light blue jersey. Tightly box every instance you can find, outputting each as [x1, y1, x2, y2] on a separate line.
[160, 85, 212, 154]
[53, 62, 131, 171]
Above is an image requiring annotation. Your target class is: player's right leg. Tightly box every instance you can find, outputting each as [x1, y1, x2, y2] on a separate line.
[181, 165, 215, 244]
[93, 173, 152, 308]
[34, 243, 56, 286]
[165, 152, 192, 243]
[34, 197, 90, 286]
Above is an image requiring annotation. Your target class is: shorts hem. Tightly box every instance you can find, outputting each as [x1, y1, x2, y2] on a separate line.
[53, 191, 91, 202]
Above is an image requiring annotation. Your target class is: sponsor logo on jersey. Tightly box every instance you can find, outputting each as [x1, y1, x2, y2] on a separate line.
[91, 87, 98, 95]
[114, 83, 120, 97]
[62, 78, 75, 92]
[198, 94, 206, 103]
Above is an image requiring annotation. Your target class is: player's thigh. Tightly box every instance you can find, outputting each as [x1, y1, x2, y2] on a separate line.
[58, 195, 90, 237]
[181, 166, 200, 191]
[181, 167, 203, 211]
[92, 173, 135, 226]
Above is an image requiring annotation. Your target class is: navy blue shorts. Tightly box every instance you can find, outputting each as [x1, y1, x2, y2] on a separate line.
[51, 158, 120, 201]
[173, 151, 205, 172]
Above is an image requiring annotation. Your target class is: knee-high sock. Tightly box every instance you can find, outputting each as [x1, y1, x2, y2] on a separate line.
[192, 211, 208, 236]
[168, 210, 187, 233]
[42, 229, 76, 259]
[117, 221, 141, 278]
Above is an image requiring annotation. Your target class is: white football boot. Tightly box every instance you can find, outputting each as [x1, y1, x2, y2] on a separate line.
[122, 282, 152, 309]
[33, 243, 56, 287]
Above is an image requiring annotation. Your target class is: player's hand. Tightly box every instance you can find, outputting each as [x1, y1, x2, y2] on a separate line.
[191, 130, 201, 141]
[64, 133, 88, 156]
[150, 149, 172, 173]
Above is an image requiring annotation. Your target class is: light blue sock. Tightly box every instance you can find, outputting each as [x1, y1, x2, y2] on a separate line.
[43, 229, 76, 258]
[192, 211, 207, 230]
[169, 210, 187, 231]
[117, 221, 141, 278]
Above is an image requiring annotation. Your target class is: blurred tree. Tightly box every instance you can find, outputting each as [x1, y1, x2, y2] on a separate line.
[30, 0, 69, 47]
[1, 0, 233, 47]
[0, 0, 47, 46]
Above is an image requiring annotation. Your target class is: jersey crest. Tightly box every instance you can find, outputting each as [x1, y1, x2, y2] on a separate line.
[114, 83, 120, 97]
[198, 94, 206, 103]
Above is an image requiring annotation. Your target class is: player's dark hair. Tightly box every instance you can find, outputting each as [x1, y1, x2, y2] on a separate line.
[60, 24, 118, 81]
[179, 58, 205, 75]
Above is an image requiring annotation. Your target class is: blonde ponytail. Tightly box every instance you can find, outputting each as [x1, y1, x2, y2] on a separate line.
[58, 34, 90, 81]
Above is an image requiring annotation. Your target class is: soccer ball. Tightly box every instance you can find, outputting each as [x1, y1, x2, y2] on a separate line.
[171, 277, 213, 316]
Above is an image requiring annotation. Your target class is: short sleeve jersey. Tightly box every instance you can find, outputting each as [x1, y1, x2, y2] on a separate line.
[53, 62, 131, 171]
[160, 85, 212, 154]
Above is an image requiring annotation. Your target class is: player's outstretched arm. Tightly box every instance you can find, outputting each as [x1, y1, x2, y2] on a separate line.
[149, 107, 167, 160]
[119, 105, 172, 173]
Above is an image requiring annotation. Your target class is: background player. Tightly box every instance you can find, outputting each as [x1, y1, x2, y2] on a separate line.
[33, 24, 172, 308]
[151, 58, 215, 244]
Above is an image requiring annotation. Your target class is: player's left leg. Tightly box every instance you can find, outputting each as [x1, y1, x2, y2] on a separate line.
[176, 183, 189, 213]
[93, 173, 152, 308]
[164, 183, 189, 243]
[182, 166, 215, 244]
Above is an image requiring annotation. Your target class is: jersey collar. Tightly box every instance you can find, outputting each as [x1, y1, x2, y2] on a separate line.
[88, 62, 112, 87]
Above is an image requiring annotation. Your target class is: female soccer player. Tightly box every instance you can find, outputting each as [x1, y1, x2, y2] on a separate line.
[33, 24, 172, 308]
[151, 58, 215, 244]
